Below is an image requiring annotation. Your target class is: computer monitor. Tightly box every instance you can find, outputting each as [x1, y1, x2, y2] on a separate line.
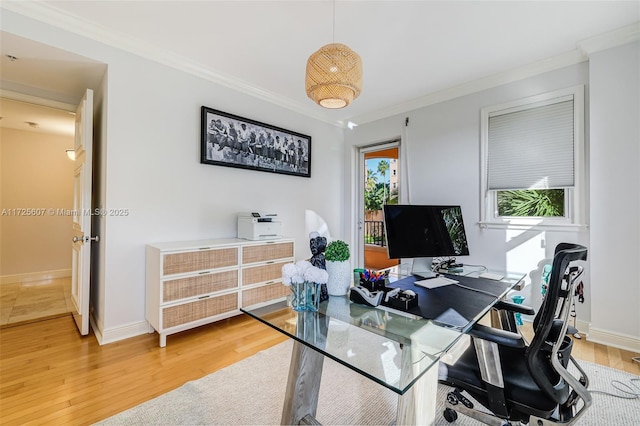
[383, 204, 470, 278]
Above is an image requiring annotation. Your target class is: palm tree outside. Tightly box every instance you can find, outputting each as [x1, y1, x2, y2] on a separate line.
[497, 189, 565, 217]
[377, 160, 389, 203]
[363, 149, 400, 270]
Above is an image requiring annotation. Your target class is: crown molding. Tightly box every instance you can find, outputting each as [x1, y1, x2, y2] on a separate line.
[578, 21, 640, 56]
[346, 21, 640, 126]
[1, 1, 342, 127]
[346, 49, 588, 126]
[4, 3, 637, 130]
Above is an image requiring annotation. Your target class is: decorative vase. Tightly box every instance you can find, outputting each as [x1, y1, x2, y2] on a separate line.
[325, 260, 352, 296]
[290, 281, 321, 312]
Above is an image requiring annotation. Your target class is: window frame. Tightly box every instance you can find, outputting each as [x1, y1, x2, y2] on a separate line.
[479, 86, 586, 231]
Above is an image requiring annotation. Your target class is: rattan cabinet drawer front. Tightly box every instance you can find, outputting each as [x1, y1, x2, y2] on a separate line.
[162, 270, 238, 303]
[162, 293, 238, 329]
[242, 261, 288, 286]
[242, 242, 294, 264]
[162, 247, 238, 276]
[242, 282, 290, 308]
[147, 238, 294, 346]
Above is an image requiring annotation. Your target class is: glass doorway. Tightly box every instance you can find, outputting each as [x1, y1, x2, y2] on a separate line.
[360, 143, 400, 270]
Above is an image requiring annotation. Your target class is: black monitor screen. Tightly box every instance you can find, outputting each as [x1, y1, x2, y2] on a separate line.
[383, 204, 470, 259]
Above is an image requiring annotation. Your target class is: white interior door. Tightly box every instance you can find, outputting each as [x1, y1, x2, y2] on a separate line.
[71, 88, 94, 336]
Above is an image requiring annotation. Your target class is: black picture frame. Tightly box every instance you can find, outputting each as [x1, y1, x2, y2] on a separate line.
[201, 106, 311, 178]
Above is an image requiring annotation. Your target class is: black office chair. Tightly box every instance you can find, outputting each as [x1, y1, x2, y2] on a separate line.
[439, 243, 591, 425]
[490, 243, 582, 337]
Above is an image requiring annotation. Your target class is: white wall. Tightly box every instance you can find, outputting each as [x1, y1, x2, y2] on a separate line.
[4, 9, 638, 350]
[3, 10, 345, 342]
[345, 63, 591, 325]
[100, 55, 344, 336]
[588, 41, 640, 349]
[0, 128, 74, 279]
[346, 49, 640, 351]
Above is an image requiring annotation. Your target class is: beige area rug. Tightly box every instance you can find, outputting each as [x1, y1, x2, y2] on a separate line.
[97, 340, 640, 425]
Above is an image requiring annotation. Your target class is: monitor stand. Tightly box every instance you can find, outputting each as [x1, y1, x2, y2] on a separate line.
[411, 257, 437, 279]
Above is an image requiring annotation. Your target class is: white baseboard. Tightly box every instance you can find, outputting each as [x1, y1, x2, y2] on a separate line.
[587, 327, 640, 353]
[0, 269, 71, 284]
[89, 312, 105, 344]
[90, 313, 149, 345]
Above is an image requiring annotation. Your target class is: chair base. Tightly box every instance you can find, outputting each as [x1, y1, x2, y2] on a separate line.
[442, 386, 588, 426]
[444, 400, 508, 425]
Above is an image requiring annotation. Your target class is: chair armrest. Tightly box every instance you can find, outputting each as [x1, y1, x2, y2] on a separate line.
[494, 300, 535, 315]
[469, 324, 526, 348]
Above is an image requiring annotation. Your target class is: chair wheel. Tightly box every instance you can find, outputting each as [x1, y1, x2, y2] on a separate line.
[443, 408, 458, 423]
[446, 392, 458, 405]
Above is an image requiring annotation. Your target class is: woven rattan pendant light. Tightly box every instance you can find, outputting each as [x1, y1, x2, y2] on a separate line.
[305, 1, 362, 109]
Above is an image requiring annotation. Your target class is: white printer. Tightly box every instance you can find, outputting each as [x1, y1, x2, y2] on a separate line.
[237, 212, 282, 240]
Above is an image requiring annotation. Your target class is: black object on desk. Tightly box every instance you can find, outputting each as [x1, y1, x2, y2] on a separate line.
[384, 274, 511, 330]
[386, 289, 418, 311]
[349, 286, 384, 307]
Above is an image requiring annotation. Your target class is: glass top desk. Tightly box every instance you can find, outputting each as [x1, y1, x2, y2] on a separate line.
[241, 270, 525, 425]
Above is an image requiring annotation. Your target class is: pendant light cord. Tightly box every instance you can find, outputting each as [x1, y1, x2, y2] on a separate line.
[332, 0, 336, 43]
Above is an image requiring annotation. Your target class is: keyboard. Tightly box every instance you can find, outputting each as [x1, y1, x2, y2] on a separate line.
[414, 276, 459, 289]
[479, 272, 504, 281]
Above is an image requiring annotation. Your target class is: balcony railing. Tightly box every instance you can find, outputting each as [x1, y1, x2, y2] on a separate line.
[364, 220, 386, 247]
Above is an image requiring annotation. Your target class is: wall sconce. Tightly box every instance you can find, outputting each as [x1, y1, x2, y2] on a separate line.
[66, 149, 76, 161]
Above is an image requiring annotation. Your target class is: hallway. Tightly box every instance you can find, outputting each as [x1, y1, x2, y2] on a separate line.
[0, 277, 73, 326]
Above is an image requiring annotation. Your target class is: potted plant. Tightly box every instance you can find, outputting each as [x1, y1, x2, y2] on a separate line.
[324, 240, 351, 296]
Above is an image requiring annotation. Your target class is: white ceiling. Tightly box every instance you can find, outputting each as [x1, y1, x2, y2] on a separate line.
[1, 1, 639, 134]
[0, 98, 76, 137]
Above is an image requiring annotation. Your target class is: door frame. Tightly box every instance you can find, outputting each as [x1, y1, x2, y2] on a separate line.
[1, 90, 98, 335]
[354, 140, 401, 270]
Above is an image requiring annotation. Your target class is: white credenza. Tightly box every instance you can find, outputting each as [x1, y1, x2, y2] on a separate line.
[146, 238, 294, 347]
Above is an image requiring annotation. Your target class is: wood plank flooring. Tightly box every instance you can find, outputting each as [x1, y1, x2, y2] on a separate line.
[0, 314, 287, 425]
[519, 323, 640, 374]
[1, 314, 638, 425]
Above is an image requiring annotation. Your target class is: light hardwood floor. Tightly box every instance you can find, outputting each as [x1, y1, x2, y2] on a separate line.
[0, 314, 638, 426]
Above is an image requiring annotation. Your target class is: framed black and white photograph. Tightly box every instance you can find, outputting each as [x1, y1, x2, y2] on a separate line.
[201, 106, 311, 178]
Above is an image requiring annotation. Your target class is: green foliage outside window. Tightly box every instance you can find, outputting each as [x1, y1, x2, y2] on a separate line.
[377, 160, 390, 202]
[365, 185, 385, 213]
[364, 159, 397, 245]
[497, 189, 565, 217]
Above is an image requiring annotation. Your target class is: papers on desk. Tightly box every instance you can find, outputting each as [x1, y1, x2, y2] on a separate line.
[479, 272, 504, 280]
[414, 276, 459, 289]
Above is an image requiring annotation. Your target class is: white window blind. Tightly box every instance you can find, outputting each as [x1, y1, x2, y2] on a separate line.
[487, 98, 574, 190]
